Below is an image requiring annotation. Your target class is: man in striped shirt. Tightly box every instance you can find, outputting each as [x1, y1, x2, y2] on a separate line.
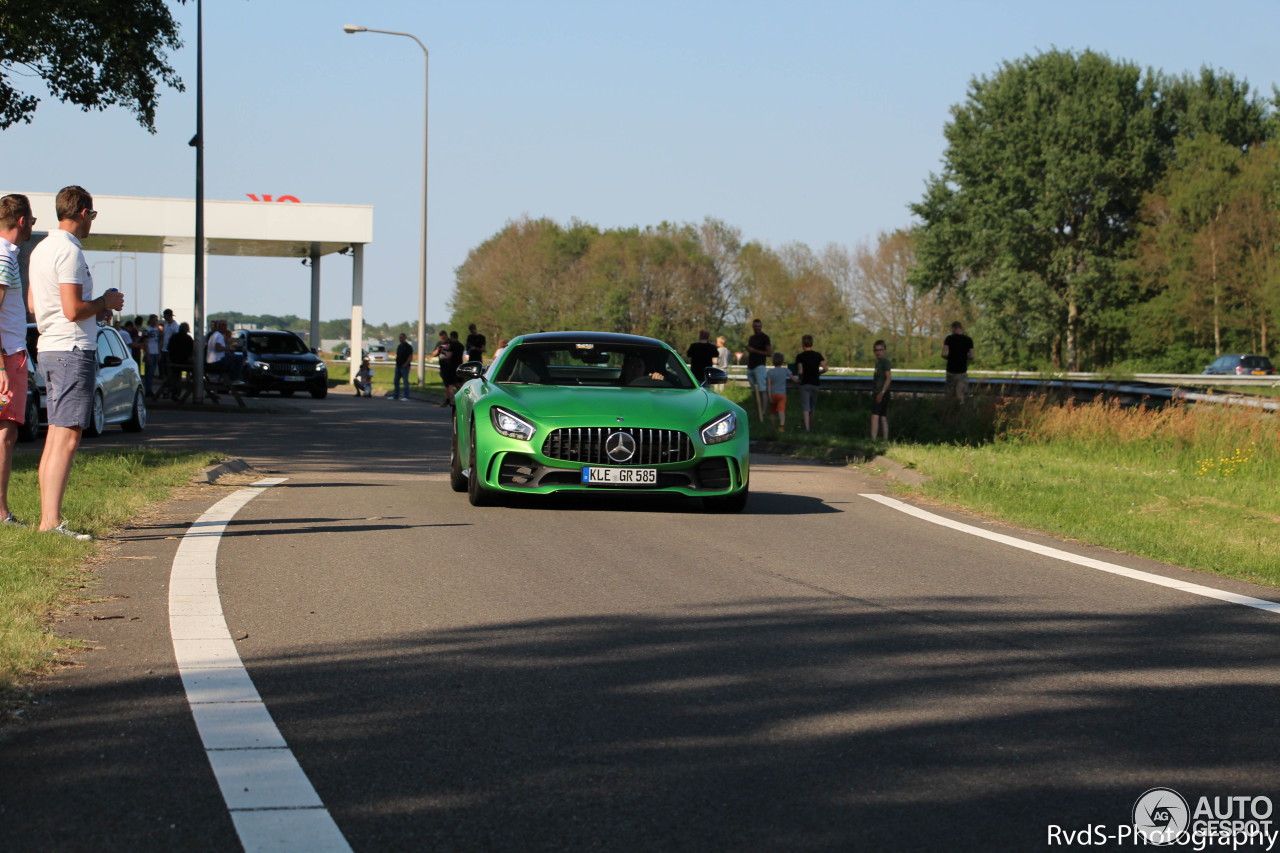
[0, 194, 37, 526]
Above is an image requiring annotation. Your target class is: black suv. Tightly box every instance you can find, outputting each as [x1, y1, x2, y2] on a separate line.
[233, 329, 328, 398]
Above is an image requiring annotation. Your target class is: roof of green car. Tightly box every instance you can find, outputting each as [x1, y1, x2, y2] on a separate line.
[512, 331, 673, 348]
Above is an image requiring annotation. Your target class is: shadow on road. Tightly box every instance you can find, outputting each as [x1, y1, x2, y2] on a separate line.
[8, 596, 1277, 851]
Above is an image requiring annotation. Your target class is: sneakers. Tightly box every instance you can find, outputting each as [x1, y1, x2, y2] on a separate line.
[46, 522, 92, 541]
[2, 512, 24, 528]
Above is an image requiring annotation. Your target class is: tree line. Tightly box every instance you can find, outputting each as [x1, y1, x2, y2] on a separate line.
[450, 51, 1280, 372]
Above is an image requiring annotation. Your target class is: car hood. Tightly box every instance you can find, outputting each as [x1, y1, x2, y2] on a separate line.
[252, 353, 321, 363]
[491, 383, 729, 426]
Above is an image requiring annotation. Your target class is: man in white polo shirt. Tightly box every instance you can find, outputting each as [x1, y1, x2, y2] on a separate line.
[0, 194, 37, 527]
[28, 186, 125, 540]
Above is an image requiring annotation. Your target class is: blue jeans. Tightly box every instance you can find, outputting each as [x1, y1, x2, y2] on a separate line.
[394, 365, 411, 398]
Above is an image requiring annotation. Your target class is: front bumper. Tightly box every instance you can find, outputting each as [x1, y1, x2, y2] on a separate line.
[475, 433, 749, 498]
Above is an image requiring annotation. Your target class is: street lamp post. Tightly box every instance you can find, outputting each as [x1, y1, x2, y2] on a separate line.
[343, 24, 429, 386]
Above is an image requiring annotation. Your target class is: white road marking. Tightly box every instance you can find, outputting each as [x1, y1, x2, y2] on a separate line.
[169, 478, 352, 852]
[860, 494, 1280, 615]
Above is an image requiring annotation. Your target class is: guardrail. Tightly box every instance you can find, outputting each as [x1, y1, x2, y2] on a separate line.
[721, 367, 1279, 412]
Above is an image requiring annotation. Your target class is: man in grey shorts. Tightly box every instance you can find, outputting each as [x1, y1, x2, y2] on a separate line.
[28, 186, 125, 539]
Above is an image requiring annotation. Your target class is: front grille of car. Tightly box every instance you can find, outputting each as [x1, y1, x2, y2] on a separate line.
[542, 428, 694, 466]
[266, 361, 307, 377]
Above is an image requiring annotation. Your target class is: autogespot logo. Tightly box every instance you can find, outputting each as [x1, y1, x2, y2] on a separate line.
[1134, 787, 1190, 845]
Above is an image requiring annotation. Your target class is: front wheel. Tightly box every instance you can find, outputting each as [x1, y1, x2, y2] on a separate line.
[85, 390, 106, 438]
[309, 384, 328, 399]
[467, 426, 492, 506]
[449, 417, 467, 492]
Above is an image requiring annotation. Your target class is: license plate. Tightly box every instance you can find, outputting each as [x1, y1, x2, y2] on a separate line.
[283, 375, 304, 382]
[582, 466, 657, 485]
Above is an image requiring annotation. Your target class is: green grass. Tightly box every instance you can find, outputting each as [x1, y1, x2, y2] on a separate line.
[324, 360, 449, 396]
[737, 383, 1280, 586]
[1, 449, 216, 693]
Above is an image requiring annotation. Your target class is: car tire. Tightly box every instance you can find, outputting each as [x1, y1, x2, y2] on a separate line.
[467, 425, 492, 506]
[309, 384, 327, 399]
[85, 390, 106, 438]
[121, 388, 146, 432]
[449, 416, 467, 492]
[18, 387, 42, 442]
[704, 482, 749, 513]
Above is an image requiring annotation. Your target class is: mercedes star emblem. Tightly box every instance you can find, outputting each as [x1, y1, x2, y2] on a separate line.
[605, 431, 637, 463]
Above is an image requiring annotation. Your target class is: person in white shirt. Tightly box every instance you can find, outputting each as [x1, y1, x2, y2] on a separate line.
[0, 194, 37, 527]
[160, 308, 179, 396]
[28, 186, 125, 540]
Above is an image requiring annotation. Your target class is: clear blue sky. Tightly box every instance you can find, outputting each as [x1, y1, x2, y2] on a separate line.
[4, 0, 1277, 329]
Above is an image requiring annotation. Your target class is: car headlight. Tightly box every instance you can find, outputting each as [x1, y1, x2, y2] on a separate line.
[701, 411, 737, 445]
[315, 362, 326, 372]
[257, 362, 271, 371]
[490, 406, 535, 441]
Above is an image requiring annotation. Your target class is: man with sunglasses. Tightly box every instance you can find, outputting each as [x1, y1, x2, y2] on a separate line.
[28, 186, 125, 539]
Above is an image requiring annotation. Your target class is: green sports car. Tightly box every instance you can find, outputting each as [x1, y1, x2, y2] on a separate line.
[450, 331, 750, 511]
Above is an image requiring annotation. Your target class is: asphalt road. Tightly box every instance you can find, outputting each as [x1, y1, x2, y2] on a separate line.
[3, 390, 1280, 851]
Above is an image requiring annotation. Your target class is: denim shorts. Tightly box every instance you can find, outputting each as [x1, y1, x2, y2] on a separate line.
[42, 349, 97, 429]
[748, 365, 768, 391]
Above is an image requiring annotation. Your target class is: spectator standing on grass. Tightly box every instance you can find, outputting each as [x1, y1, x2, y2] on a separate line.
[393, 332, 413, 401]
[746, 318, 772, 421]
[871, 339, 892, 441]
[686, 329, 718, 383]
[766, 351, 793, 432]
[794, 334, 827, 433]
[714, 335, 730, 392]
[465, 323, 486, 363]
[28, 185, 126, 539]
[0, 194, 37, 527]
[941, 321, 975, 404]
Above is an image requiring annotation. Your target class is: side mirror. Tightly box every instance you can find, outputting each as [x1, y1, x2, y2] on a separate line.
[456, 362, 485, 382]
[102, 355, 123, 368]
[703, 367, 728, 386]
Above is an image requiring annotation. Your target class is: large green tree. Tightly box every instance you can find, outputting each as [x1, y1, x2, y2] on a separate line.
[910, 51, 1272, 370]
[0, 0, 185, 131]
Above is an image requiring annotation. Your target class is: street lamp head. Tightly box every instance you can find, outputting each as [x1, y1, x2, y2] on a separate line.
[342, 24, 367, 34]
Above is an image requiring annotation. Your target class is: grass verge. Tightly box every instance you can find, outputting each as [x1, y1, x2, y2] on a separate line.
[734, 384, 1280, 586]
[1, 448, 218, 695]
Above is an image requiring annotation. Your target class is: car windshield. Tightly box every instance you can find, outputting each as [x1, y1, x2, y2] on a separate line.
[246, 333, 309, 355]
[494, 342, 695, 389]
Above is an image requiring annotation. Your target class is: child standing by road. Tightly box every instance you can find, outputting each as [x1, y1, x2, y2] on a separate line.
[766, 351, 793, 432]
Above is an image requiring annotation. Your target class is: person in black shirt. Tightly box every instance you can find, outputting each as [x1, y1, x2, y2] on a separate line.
[393, 332, 414, 401]
[430, 330, 456, 406]
[794, 334, 827, 433]
[746, 318, 772, 420]
[686, 329, 719, 383]
[465, 323, 486, 363]
[163, 323, 195, 400]
[941, 321, 975, 404]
